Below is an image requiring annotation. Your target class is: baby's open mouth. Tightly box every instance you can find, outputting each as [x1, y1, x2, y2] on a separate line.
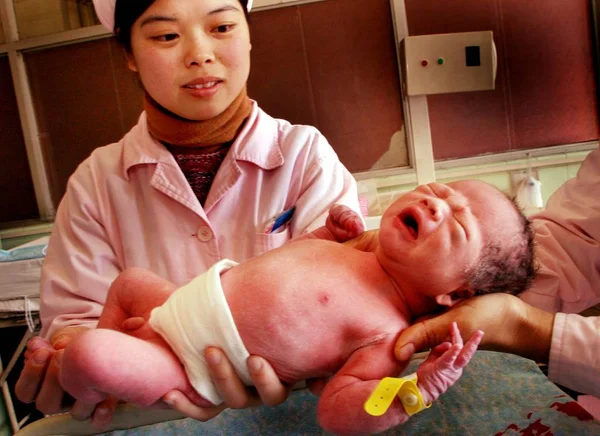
[399, 210, 419, 239]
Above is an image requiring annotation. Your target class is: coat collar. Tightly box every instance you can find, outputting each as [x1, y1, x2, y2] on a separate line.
[121, 101, 284, 180]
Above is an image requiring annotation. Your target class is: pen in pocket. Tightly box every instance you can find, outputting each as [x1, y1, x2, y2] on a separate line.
[266, 206, 296, 234]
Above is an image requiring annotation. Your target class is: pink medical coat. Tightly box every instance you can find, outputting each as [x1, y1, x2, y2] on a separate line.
[521, 147, 600, 397]
[40, 102, 360, 338]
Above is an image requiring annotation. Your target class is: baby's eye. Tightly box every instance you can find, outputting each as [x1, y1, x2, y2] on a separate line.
[153, 33, 179, 42]
[213, 24, 234, 34]
[430, 184, 451, 199]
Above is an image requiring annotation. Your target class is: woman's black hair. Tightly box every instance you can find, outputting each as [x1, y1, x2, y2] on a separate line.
[114, 0, 250, 52]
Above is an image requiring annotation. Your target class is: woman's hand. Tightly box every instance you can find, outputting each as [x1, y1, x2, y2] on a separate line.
[394, 293, 555, 365]
[96, 268, 291, 422]
[162, 348, 291, 420]
[15, 326, 119, 426]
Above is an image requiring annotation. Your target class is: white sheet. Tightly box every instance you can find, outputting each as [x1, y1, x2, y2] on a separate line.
[0, 236, 47, 313]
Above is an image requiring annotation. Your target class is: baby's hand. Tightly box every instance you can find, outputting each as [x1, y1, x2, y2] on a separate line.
[415, 322, 483, 403]
[325, 204, 365, 242]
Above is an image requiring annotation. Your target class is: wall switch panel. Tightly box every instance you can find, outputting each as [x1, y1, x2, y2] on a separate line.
[402, 31, 497, 96]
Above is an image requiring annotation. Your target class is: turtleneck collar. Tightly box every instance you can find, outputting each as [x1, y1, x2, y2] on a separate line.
[144, 86, 252, 148]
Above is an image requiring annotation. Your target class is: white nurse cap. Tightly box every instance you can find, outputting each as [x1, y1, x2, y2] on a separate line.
[92, 0, 254, 32]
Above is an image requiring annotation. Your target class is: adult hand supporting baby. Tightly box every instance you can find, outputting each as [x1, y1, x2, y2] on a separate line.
[394, 293, 555, 366]
[15, 326, 119, 424]
[100, 268, 291, 421]
[163, 348, 290, 420]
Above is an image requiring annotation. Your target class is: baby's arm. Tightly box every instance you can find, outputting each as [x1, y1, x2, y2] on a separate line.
[318, 325, 482, 435]
[297, 204, 365, 242]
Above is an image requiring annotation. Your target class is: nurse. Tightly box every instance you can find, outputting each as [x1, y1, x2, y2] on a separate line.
[394, 147, 600, 398]
[15, 0, 361, 427]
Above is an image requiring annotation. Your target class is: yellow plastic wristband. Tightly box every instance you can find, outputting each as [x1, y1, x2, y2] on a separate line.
[364, 374, 431, 417]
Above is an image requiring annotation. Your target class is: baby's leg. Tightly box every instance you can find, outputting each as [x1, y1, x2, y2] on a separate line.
[60, 329, 210, 408]
[415, 322, 483, 404]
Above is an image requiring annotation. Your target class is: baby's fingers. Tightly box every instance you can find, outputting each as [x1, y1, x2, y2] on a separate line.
[435, 343, 463, 370]
[428, 342, 452, 359]
[454, 330, 484, 369]
[449, 322, 463, 347]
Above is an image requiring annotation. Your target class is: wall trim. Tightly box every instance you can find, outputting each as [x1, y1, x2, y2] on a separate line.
[0, 222, 53, 240]
[355, 141, 598, 188]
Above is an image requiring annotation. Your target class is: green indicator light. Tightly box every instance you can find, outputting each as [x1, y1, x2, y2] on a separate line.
[437, 58, 445, 65]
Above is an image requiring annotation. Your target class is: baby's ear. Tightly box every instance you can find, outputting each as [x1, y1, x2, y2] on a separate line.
[435, 289, 475, 307]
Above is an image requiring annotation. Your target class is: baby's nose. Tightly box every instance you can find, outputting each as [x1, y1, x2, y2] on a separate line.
[421, 197, 450, 221]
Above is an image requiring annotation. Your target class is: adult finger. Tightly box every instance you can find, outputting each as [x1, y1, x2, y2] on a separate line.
[247, 356, 290, 407]
[35, 350, 68, 415]
[91, 396, 119, 428]
[70, 400, 97, 421]
[306, 377, 329, 396]
[163, 391, 226, 421]
[15, 347, 53, 403]
[50, 326, 89, 350]
[394, 314, 456, 362]
[205, 347, 253, 409]
[23, 336, 52, 361]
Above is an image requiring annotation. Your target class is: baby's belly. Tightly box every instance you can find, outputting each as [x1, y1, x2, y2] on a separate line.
[224, 242, 408, 383]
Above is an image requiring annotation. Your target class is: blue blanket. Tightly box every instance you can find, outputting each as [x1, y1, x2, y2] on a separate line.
[105, 351, 599, 435]
[0, 244, 47, 263]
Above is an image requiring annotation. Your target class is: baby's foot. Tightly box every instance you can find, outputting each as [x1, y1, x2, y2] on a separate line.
[415, 322, 483, 403]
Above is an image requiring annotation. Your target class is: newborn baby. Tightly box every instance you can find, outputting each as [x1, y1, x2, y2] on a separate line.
[60, 180, 534, 435]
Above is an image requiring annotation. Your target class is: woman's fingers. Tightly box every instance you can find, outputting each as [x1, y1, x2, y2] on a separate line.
[15, 346, 53, 403]
[34, 349, 69, 415]
[306, 377, 329, 396]
[163, 390, 226, 421]
[395, 313, 457, 362]
[205, 347, 254, 409]
[91, 396, 119, 428]
[70, 400, 97, 421]
[247, 356, 290, 407]
[204, 348, 289, 409]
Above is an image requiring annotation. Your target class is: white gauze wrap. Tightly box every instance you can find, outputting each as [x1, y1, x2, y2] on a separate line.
[149, 259, 251, 405]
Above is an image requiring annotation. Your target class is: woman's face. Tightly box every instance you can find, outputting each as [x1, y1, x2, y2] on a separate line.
[127, 0, 251, 120]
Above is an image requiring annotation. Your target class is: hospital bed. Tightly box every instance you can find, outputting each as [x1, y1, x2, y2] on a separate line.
[0, 237, 47, 433]
[13, 351, 600, 435]
[5, 233, 600, 435]
[0, 236, 46, 328]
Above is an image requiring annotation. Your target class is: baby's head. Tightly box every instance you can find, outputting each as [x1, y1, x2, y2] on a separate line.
[377, 180, 535, 306]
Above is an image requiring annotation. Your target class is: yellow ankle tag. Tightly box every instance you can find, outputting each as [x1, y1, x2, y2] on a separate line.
[364, 374, 431, 417]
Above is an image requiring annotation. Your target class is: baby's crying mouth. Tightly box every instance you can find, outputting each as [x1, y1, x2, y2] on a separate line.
[402, 214, 418, 239]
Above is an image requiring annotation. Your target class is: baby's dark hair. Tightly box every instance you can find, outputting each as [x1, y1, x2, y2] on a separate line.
[114, 0, 251, 52]
[466, 196, 536, 296]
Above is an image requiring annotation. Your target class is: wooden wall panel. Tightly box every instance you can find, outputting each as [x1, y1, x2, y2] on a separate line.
[247, 7, 316, 127]
[25, 38, 142, 205]
[22, 0, 403, 209]
[502, 0, 598, 150]
[249, 0, 405, 172]
[405, 0, 599, 160]
[0, 56, 39, 222]
[13, 0, 597, 214]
